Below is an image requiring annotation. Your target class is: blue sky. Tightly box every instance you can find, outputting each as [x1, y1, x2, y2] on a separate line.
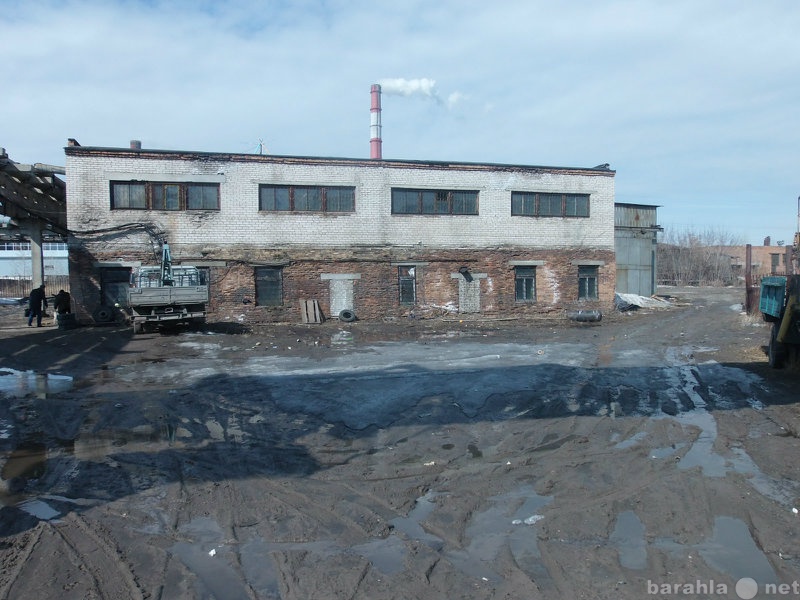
[3, 0, 799, 245]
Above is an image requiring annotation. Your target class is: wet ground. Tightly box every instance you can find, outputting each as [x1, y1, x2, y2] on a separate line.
[0, 287, 799, 599]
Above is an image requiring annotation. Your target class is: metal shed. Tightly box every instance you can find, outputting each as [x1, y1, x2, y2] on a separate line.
[614, 203, 662, 296]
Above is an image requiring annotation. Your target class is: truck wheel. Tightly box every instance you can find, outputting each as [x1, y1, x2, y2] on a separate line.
[768, 323, 786, 368]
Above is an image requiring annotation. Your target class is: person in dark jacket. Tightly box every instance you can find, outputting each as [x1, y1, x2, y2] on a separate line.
[27, 284, 48, 327]
[54, 290, 71, 314]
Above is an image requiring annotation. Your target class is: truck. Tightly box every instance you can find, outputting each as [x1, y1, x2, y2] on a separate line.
[127, 243, 209, 334]
[759, 275, 800, 368]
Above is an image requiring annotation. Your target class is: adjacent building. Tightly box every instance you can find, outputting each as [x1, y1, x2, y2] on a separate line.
[614, 203, 662, 297]
[64, 140, 617, 324]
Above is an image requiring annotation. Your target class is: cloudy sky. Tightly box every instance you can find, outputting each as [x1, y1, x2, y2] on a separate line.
[3, 0, 799, 245]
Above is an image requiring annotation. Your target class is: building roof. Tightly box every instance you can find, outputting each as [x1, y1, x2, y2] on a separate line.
[64, 143, 616, 178]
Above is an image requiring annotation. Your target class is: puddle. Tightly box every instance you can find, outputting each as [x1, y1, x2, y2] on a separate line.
[0, 368, 73, 398]
[614, 431, 648, 450]
[1, 440, 46, 481]
[351, 535, 408, 575]
[170, 517, 252, 600]
[390, 490, 443, 550]
[649, 444, 684, 459]
[654, 516, 778, 586]
[18, 498, 60, 520]
[698, 516, 777, 585]
[610, 510, 647, 569]
[447, 484, 553, 582]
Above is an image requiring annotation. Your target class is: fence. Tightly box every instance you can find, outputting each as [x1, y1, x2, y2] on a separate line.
[0, 276, 71, 300]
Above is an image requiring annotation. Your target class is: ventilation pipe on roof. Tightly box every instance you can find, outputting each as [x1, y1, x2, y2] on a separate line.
[370, 84, 382, 159]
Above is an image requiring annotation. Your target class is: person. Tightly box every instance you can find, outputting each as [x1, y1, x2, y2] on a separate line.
[53, 289, 71, 325]
[27, 284, 48, 327]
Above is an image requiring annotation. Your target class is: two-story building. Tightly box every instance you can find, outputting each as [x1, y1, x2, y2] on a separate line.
[64, 140, 616, 325]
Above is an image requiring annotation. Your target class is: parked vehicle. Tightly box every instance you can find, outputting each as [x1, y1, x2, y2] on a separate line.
[760, 275, 800, 368]
[127, 243, 208, 334]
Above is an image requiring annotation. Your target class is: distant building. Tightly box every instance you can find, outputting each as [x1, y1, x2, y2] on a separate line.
[0, 242, 68, 278]
[723, 244, 792, 281]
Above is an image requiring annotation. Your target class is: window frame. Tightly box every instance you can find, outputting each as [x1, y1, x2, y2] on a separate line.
[391, 188, 479, 215]
[110, 181, 220, 211]
[511, 192, 590, 218]
[254, 266, 283, 307]
[258, 184, 355, 213]
[514, 266, 537, 303]
[578, 265, 599, 300]
[398, 266, 417, 305]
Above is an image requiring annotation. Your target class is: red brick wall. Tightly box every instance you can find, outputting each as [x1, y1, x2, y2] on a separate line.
[70, 245, 615, 325]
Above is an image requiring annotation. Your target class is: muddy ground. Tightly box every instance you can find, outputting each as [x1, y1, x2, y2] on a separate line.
[0, 287, 799, 600]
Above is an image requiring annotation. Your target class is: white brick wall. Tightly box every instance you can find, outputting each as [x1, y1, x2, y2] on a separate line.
[65, 151, 615, 252]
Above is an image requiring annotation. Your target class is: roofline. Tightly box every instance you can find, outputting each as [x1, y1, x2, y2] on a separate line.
[615, 202, 662, 209]
[64, 145, 616, 176]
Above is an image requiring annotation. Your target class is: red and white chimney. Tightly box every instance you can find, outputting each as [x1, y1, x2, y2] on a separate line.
[370, 84, 382, 159]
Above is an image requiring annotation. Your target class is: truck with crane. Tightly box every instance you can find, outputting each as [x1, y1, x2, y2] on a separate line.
[126, 242, 208, 334]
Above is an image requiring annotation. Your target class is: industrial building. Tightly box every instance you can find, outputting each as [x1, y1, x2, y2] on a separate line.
[64, 146, 616, 325]
[58, 85, 617, 325]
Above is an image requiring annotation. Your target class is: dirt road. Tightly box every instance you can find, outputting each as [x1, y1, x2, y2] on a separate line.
[1, 287, 799, 599]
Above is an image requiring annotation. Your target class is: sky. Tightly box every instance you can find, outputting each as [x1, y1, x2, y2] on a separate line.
[3, 0, 799, 246]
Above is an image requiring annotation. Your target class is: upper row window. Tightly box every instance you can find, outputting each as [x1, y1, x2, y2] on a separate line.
[111, 182, 220, 210]
[391, 188, 479, 215]
[511, 192, 590, 217]
[259, 185, 355, 213]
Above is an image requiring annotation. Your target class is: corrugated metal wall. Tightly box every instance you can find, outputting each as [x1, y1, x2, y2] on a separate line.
[615, 204, 660, 296]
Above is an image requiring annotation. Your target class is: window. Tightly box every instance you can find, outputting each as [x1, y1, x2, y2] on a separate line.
[187, 184, 220, 210]
[515, 266, 536, 302]
[258, 185, 354, 213]
[578, 266, 599, 300]
[255, 267, 283, 306]
[511, 192, 590, 217]
[152, 184, 180, 210]
[398, 266, 416, 304]
[392, 188, 478, 215]
[111, 182, 219, 210]
[111, 183, 146, 209]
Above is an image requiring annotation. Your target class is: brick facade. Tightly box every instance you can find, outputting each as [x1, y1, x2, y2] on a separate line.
[64, 145, 616, 324]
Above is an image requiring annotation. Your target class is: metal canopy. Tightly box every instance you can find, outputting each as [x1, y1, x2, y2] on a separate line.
[0, 147, 67, 237]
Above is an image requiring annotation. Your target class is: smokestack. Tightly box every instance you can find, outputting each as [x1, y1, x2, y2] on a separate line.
[130, 140, 142, 150]
[370, 84, 382, 159]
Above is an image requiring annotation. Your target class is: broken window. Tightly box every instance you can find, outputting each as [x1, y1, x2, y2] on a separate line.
[515, 266, 536, 302]
[511, 192, 590, 217]
[391, 188, 478, 215]
[258, 185, 354, 213]
[398, 266, 416, 304]
[578, 266, 599, 300]
[255, 267, 283, 306]
[111, 181, 219, 211]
